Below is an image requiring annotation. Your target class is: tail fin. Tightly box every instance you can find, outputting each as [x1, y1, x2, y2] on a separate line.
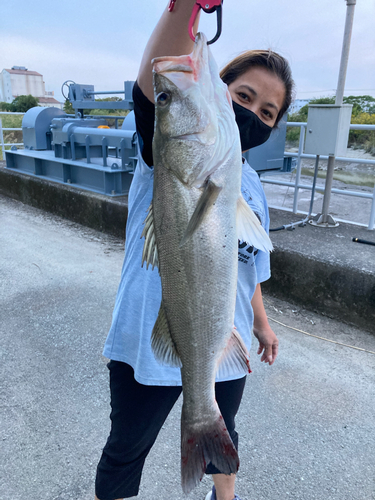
[181, 404, 239, 494]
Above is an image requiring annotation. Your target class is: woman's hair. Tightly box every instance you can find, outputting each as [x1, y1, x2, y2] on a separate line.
[220, 49, 295, 126]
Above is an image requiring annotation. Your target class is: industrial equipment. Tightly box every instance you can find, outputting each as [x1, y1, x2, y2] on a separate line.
[5, 80, 290, 196]
[5, 81, 137, 196]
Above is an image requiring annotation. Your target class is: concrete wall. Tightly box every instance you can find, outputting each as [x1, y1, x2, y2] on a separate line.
[262, 249, 375, 333]
[0, 166, 128, 239]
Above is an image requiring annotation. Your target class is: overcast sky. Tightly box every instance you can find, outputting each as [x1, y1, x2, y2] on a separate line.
[1, 0, 374, 103]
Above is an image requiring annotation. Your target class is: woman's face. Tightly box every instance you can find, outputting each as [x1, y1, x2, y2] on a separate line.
[228, 66, 286, 128]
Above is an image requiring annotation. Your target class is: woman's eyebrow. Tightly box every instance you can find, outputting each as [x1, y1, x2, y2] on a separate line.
[237, 84, 257, 97]
[265, 101, 280, 113]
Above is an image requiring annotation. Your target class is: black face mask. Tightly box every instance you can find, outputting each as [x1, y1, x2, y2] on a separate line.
[232, 101, 273, 151]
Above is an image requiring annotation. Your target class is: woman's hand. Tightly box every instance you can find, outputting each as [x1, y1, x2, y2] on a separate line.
[138, 0, 200, 102]
[253, 325, 279, 365]
[251, 283, 279, 365]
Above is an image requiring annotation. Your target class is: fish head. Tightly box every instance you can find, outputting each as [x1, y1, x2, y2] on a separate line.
[152, 71, 214, 144]
[152, 33, 239, 187]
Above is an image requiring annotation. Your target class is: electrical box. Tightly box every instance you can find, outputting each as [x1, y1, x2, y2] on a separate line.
[304, 104, 352, 156]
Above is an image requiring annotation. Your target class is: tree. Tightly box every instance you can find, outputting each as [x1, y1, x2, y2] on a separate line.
[63, 99, 74, 114]
[342, 95, 375, 115]
[0, 101, 13, 111]
[288, 95, 375, 123]
[11, 95, 39, 112]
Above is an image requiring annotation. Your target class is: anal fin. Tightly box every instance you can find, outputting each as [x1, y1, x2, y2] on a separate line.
[216, 327, 251, 380]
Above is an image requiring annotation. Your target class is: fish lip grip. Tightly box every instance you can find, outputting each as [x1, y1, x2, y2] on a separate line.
[189, 1, 223, 45]
[168, 0, 223, 45]
[168, 0, 177, 11]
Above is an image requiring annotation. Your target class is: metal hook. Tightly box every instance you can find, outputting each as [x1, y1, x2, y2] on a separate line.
[188, 1, 223, 45]
[168, 0, 177, 12]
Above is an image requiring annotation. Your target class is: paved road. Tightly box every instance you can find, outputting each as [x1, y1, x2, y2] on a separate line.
[1, 195, 374, 500]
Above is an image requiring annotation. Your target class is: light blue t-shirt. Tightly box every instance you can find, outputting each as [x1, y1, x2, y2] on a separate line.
[103, 153, 271, 386]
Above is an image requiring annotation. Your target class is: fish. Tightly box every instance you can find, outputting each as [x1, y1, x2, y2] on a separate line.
[141, 32, 273, 494]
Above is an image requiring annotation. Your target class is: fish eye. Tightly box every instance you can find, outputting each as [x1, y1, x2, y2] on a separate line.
[156, 92, 171, 106]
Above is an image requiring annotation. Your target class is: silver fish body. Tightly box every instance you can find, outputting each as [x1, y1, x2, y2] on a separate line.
[142, 33, 272, 493]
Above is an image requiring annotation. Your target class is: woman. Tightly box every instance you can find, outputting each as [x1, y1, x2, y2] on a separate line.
[95, 2, 294, 500]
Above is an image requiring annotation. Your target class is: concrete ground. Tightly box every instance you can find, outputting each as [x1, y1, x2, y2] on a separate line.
[1, 195, 374, 500]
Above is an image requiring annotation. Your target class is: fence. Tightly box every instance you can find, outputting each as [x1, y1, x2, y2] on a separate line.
[261, 122, 375, 230]
[0, 111, 25, 160]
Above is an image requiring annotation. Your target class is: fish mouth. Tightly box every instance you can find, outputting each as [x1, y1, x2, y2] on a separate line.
[171, 133, 204, 142]
[171, 122, 217, 144]
[170, 132, 216, 145]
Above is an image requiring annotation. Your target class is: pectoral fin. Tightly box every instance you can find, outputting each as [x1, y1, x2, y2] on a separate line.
[237, 196, 273, 253]
[215, 327, 251, 380]
[180, 179, 222, 247]
[152, 301, 182, 367]
[141, 203, 159, 270]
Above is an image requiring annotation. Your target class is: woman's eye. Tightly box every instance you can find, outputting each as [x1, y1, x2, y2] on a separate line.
[156, 92, 171, 106]
[238, 92, 249, 101]
[262, 109, 272, 119]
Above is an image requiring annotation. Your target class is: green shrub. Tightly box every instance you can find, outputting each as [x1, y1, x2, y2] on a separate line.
[285, 127, 301, 146]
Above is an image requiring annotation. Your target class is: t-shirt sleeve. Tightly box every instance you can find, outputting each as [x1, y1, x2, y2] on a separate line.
[132, 81, 155, 167]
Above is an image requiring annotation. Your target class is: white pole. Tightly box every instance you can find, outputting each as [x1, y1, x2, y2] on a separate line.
[313, 0, 356, 227]
[0, 118, 5, 160]
[336, 0, 357, 106]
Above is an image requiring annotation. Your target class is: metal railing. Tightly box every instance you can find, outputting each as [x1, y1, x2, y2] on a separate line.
[261, 122, 375, 230]
[2, 111, 374, 229]
[0, 111, 25, 160]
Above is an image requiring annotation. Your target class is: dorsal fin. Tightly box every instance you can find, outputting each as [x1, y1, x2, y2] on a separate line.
[141, 203, 159, 270]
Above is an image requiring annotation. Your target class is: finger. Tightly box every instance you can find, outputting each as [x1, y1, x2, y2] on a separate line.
[263, 344, 273, 364]
[273, 342, 279, 359]
[260, 349, 269, 363]
[257, 344, 264, 355]
[268, 343, 279, 365]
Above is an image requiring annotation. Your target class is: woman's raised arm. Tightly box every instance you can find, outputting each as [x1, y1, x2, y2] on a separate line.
[137, 0, 200, 102]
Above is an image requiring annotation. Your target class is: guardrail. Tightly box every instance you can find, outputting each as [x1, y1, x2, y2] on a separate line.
[260, 122, 375, 230]
[0, 111, 25, 160]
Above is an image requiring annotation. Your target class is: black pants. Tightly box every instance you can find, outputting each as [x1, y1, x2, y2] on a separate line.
[95, 361, 246, 500]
